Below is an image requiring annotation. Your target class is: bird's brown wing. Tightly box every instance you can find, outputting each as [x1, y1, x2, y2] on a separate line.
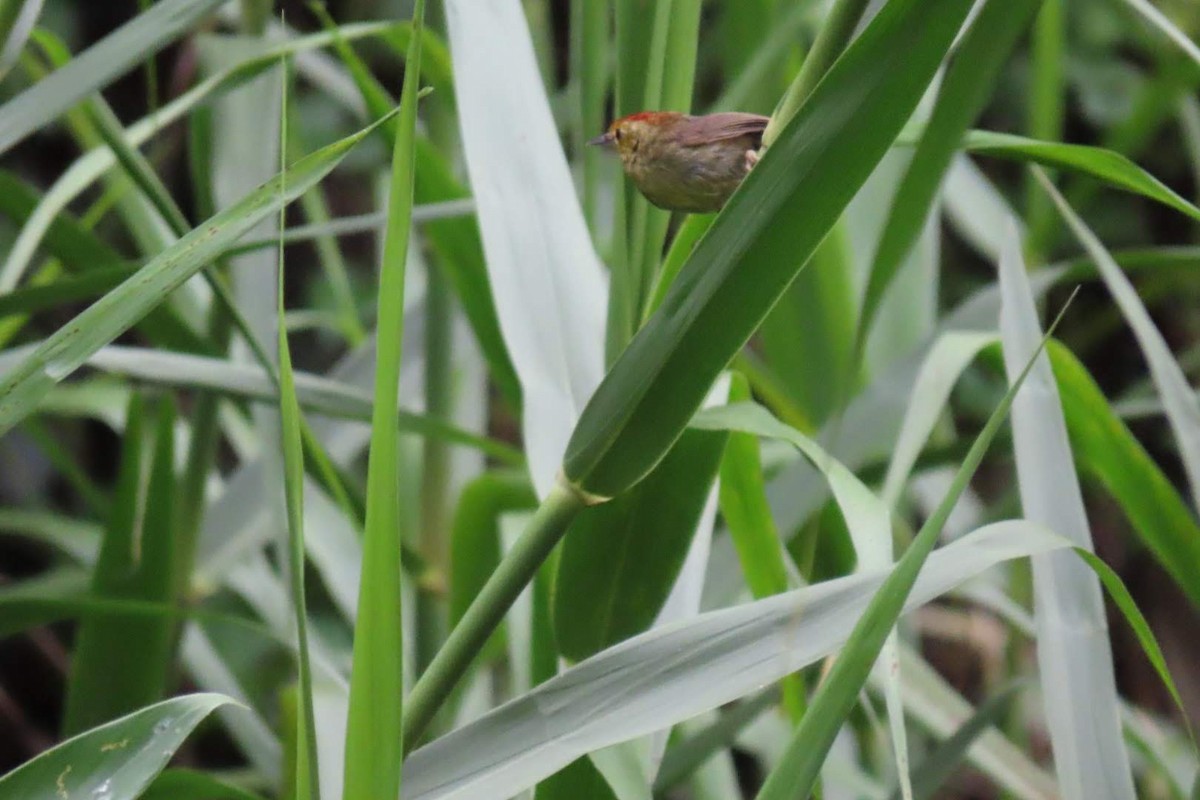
[675, 112, 770, 147]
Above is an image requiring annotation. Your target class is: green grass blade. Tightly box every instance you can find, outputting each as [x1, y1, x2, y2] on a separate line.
[1072, 548, 1197, 746]
[342, 1, 423, 796]
[716, 374, 804, 721]
[998, 222, 1135, 798]
[717, 374, 791, 601]
[694, 398, 909, 789]
[1039, 171, 1200, 512]
[880, 332, 998, 508]
[276, 60, 320, 800]
[0, 0, 225, 157]
[0, 20, 395, 294]
[62, 395, 179, 735]
[0, 694, 237, 798]
[752, 297, 1073, 800]
[965, 131, 1200, 222]
[307, 4, 521, 410]
[571, 0, 609, 233]
[1024, 0, 1065, 253]
[1119, 0, 1200, 67]
[859, 0, 1041, 350]
[0, 107, 395, 438]
[1050, 341, 1200, 607]
[564, 0, 974, 499]
[0, 0, 43, 79]
[762, 0, 873, 146]
[626, 0, 702, 327]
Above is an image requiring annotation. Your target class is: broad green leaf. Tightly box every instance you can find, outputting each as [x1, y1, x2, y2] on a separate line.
[715, 375, 803, 721]
[536, 757, 616, 800]
[564, 0, 975, 499]
[0, 693, 237, 798]
[860, 0, 1041, 347]
[0, 0, 225, 157]
[342, 1, 423, 796]
[759, 221, 857, 425]
[717, 375, 791, 601]
[0, 108, 396, 438]
[998, 224, 1134, 799]
[553, 423, 729, 662]
[402, 521, 1071, 800]
[964, 131, 1200, 223]
[63, 395, 179, 735]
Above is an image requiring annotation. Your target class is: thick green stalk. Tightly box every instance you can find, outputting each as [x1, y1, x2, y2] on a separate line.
[762, 0, 874, 147]
[402, 484, 587, 749]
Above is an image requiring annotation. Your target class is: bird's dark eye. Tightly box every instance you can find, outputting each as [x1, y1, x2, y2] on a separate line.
[614, 129, 622, 141]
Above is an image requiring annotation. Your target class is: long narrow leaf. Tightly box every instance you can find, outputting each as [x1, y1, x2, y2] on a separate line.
[1039, 172, 1200, 511]
[0, 108, 396, 437]
[998, 221, 1134, 799]
[753, 298, 1070, 800]
[0, 0, 224, 156]
[444, 0, 607, 497]
[402, 522, 1071, 800]
[342, 1, 424, 796]
[860, 0, 1041, 347]
[564, 0, 974, 499]
[276, 63, 320, 800]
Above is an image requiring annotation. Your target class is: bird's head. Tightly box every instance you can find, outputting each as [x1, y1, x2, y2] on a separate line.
[588, 111, 683, 165]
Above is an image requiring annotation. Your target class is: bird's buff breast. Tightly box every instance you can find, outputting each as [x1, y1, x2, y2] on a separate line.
[625, 138, 752, 214]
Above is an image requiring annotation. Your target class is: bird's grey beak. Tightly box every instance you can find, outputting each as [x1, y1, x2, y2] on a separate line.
[588, 132, 615, 147]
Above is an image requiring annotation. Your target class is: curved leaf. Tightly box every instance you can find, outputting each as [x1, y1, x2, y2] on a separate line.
[0, 109, 396, 437]
[0, 694, 237, 799]
[564, 0, 974, 498]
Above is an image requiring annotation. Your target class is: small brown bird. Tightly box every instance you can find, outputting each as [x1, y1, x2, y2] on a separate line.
[589, 111, 769, 213]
